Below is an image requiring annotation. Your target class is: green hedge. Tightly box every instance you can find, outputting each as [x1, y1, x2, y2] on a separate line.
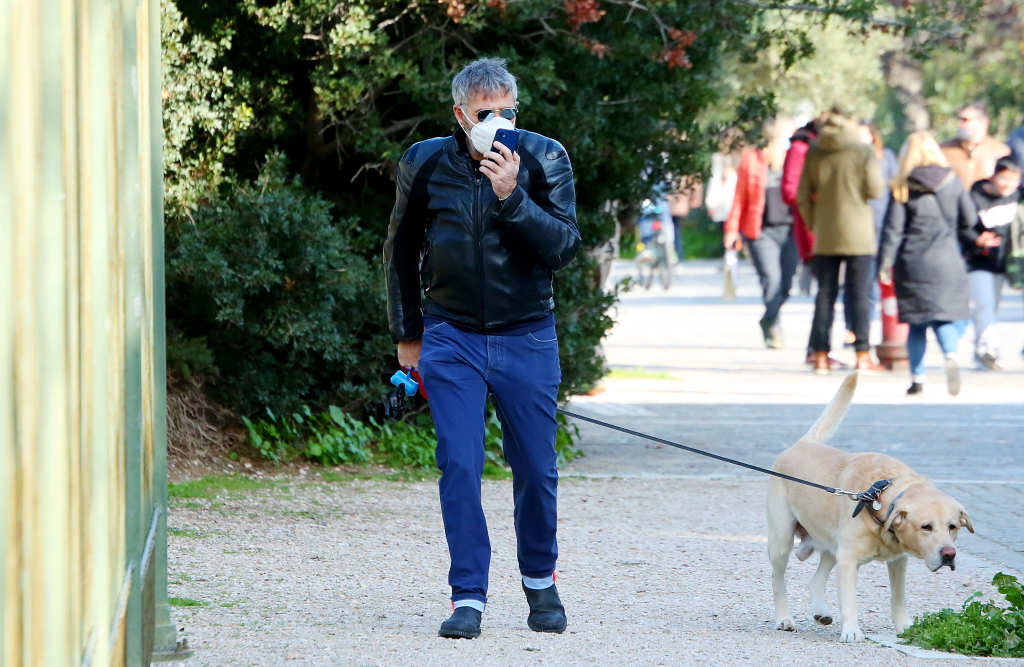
[165, 155, 393, 417]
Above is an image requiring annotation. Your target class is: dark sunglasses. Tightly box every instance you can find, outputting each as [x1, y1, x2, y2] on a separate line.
[469, 107, 517, 123]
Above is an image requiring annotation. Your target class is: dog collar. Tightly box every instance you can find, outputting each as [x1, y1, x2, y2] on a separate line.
[860, 484, 906, 534]
[852, 479, 892, 521]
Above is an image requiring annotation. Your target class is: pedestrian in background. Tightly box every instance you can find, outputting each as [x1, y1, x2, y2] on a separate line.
[941, 101, 1010, 189]
[879, 132, 973, 396]
[705, 131, 743, 224]
[797, 107, 885, 373]
[963, 156, 1021, 370]
[724, 118, 799, 348]
[1006, 121, 1024, 171]
[838, 122, 899, 347]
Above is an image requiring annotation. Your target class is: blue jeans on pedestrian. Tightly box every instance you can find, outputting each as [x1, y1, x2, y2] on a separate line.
[417, 320, 561, 607]
[744, 225, 799, 329]
[907, 320, 961, 379]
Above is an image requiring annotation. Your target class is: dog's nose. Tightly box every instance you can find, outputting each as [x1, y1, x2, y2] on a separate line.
[940, 546, 956, 569]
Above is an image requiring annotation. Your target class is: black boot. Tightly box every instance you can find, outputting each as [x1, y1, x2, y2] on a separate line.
[523, 583, 567, 633]
[438, 606, 481, 639]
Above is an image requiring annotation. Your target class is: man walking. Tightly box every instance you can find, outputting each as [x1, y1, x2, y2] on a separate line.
[797, 107, 885, 372]
[941, 101, 1010, 189]
[383, 58, 580, 639]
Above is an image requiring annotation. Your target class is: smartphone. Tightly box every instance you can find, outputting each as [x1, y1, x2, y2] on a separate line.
[493, 128, 520, 154]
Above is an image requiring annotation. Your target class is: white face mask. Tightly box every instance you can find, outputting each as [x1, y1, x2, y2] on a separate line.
[463, 113, 514, 155]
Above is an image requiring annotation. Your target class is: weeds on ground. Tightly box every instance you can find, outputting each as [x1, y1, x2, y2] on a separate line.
[168, 527, 204, 538]
[168, 597, 207, 607]
[240, 404, 582, 474]
[168, 474, 284, 499]
[900, 573, 1024, 657]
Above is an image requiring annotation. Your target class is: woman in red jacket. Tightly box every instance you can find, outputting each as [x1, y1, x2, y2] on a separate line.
[724, 119, 798, 348]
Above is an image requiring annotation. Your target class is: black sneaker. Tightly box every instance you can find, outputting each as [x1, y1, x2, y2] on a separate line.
[523, 583, 567, 633]
[438, 606, 481, 639]
[907, 382, 923, 395]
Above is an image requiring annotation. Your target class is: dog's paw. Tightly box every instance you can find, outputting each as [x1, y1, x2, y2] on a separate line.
[894, 616, 911, 635]
[839, 626, 865, 643]
[775, 618, 795, 632]
[813, 613, 833, 626]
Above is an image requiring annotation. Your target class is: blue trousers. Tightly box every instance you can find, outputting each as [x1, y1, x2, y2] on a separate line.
[745, 225, 799, 328]
[418, 320, 561, 605]
[907, 320, 961, 378]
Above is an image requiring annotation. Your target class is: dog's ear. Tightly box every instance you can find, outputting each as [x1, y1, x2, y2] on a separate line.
[959, 508, 974, 534]
[883, 508, 907, 533]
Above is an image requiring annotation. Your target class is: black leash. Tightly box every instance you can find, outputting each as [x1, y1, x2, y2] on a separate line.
[557, 408, 869, 502]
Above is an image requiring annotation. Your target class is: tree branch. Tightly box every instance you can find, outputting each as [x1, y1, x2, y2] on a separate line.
[730, 0, 904, 28]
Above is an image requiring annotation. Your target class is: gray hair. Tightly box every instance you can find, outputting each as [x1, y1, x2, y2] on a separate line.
[451, 58, 518, 108]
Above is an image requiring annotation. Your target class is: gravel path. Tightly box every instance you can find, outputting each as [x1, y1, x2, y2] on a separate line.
[168, 474, 1014, 666]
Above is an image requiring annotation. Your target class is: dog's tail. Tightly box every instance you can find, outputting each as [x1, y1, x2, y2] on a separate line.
[798, 371, 858, 445]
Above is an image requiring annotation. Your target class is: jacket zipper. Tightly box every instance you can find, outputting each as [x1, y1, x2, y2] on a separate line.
[471, 164, 485, 328]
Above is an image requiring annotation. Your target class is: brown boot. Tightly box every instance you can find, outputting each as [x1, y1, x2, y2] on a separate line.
[813, 351, 830, 375]
[855, 350, 884, 373]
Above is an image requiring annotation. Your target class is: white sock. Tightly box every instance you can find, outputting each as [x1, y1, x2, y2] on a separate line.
[912, 374, 926, 384]
[453, 599, 485, 613]
[945, 352, 959, 363]
[522, 574, 554, 590]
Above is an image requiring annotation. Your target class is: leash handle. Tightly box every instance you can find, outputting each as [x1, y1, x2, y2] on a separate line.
[557, 408, 864, 499]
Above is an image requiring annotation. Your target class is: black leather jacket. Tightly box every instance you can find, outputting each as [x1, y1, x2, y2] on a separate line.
[384, 129, 581, 342]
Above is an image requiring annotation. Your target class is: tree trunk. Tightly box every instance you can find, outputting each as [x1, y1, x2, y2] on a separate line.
[881, 49, 930, 133]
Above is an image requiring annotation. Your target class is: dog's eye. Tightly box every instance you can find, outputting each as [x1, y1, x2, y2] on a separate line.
[949, 524, 956, 531]
[921, 524, 932, 531]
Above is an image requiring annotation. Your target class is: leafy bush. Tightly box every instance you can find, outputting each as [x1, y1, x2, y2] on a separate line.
[165, 154, 393, 417]
[901, 573, 1024, 658]
[241, 405, 582, 472]
[242, 406, 374, 465]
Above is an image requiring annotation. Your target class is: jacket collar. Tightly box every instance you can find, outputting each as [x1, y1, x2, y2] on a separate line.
[447, 128, 473, 166]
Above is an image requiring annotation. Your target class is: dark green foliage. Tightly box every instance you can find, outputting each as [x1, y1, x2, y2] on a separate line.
[165, 154, 393, 416]
[901, 573, 1024, 658]
[241, 404, 581, 472]
[242, 405, 376, 465]
[166, 329, 219, 379]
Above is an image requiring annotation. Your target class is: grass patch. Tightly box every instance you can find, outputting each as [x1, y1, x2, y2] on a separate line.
[168, 527, 203, 538]
[901, 573, 1024, 658]
[607, 366, 676, 380]
[168, 597, 208, 607]
[168, 473, 281, 499]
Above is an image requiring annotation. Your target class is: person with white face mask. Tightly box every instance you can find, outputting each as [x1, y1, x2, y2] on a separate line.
[383, 57, 579, 640]
[940, 101, 1011, 189]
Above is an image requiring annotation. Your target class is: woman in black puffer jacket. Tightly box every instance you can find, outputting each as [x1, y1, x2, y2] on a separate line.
[878, 132, 974, 396]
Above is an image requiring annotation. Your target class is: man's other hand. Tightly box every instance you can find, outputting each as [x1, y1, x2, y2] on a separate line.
[480, 141, 520, 200]
[397, 339, 422, 369]
[723, 231, 740, 249]
[976, 231, 1003, 248]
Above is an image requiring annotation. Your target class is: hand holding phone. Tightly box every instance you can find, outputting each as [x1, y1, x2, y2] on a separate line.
[479, 131, 521, 200]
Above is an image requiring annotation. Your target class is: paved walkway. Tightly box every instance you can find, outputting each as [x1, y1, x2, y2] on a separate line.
[565, 259, 1024, 573]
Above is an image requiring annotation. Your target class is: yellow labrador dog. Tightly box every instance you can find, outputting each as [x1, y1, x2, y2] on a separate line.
[766, 372, 973, 642]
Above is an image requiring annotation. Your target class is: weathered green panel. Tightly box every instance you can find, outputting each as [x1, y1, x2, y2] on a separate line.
[0, 0, 172, 665]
